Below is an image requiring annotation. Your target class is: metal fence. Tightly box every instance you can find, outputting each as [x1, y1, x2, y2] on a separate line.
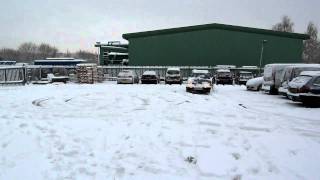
[0, 66, 26, 85]
[0, 65, 260, 84]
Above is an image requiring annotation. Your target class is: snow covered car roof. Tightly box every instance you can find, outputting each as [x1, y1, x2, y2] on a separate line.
[241, 66, 258, 69]
[143, 71, 157, 76]
[192, 69, 209, 74]
[246, 77, 263, 86]
[239, 71, 252, 74]
[216, 69, 231, 73]
[300, 71, 320, 77]
[167, 67, 180, 71]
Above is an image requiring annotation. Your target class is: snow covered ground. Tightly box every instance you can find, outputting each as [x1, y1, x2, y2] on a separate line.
[0, 82, 320, 180]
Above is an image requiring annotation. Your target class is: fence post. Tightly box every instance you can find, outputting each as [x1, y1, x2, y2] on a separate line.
[4, 69, 7, 83]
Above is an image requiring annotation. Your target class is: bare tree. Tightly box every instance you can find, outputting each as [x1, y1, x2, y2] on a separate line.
[272, 15, 295, 33]
[18, 42, 38, 62]
[0, 48, 20, 61]
[74, 50, 98, 63]
[38, 43, 58, 59]
[303, 22, 320, 63]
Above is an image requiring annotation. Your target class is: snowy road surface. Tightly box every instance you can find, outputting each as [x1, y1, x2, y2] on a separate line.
[0, 83, 320, 180]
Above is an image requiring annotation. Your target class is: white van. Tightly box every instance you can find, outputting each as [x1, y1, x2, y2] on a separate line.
[263, 63, 300, 94]
[165, 68, 182, 84]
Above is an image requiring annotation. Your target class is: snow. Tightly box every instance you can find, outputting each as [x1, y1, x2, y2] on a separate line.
[192, 70, 209, 74]
[216, 69, 231, 73]
[1, 83, 320, 180]
[143, 71, 157, 76]
[288, 76, 313, 89]
[167, 67, 181, 71]
[246, 77, 263, 86]
[300, 71, 320, 77]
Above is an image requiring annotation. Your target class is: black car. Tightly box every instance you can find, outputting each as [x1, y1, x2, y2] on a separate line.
[141, 71, 159, 84]
[215, 69, 233, 85]
[287, 71, 320, 105]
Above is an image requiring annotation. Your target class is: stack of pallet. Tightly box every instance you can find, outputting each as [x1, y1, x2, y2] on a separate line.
[76, 64, 99, 84]
[97, 66, 104, 82]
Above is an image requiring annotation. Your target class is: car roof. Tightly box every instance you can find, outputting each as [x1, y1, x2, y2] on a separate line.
[239, 71, 252, 74]
[120, 70, 133, 73]
[216, 69, 231, 73]
[143, 71, 156, 75]
[192, 69, 209, 74]
[300, 71, 320, 77]
[167, 68, 180, 71]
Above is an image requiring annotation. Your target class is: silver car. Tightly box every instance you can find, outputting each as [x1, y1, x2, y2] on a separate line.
[117, 70, 139, 84]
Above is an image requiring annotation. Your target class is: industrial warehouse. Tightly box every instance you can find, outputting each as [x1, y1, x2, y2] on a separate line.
[96, 23, 309, 66]
[1, 16, 320, 180]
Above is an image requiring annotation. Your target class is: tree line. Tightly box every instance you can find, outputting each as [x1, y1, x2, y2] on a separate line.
[0, 42, 98, 63]
[272, 15, 320, 63]
[0, 16, 319, 64]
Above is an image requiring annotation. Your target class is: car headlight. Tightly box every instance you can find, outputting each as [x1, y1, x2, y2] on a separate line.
[202, 82, 211, 88]
[187, 83, 194, 88]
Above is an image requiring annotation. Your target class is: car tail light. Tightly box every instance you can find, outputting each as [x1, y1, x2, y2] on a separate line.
[299, 85, 310, 93]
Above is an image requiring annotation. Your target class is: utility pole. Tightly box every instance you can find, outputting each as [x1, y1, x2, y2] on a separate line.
[259, 40, 268, 76]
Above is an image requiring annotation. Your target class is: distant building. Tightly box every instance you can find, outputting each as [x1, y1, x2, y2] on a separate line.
[95, 41, 128, 66]
[34, 58, 86, 66]
[0, 61, 16, 65]
[122, 23, 309, 66]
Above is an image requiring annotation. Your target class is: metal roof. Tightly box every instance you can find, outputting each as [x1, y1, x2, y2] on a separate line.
[123, 23, 309, 40]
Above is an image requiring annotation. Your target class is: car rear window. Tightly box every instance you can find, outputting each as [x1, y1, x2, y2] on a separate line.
[167, 70, 180, 75]
[119, 72, 132, 77]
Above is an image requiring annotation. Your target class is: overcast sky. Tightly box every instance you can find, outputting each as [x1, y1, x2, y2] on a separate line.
[0, 0, 319, 52]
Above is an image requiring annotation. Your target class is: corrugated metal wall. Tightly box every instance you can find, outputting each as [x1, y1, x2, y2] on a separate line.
[127, 29, 303, 66]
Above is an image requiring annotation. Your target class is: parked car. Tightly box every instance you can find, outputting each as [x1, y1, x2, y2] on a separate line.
[278, 64, 320, 96]
[262, 63, 299, 94]
[215, 69, 233, 85]
[186, 77, 212, 94]
[236, 71, 254, 85]
[117, 70, 139, 84]
[287, 71, 320, 105]
[246, 77, 264, 91]
[141, 71, 159, 84]
[165, 68, 182, 84]
[190, 69, 213, 84]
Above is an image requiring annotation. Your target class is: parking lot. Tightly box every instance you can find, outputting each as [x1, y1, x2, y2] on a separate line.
[0, 83, 320, 180]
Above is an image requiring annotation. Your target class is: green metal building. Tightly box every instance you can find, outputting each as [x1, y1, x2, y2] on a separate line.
[122, 23, 309, 66]
[95, 41, 129, 65]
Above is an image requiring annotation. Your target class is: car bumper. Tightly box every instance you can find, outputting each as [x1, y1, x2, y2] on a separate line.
[141, 79, 158, 84]
[287, 92, 320, 102]
[117, 78, 133, 84]
[186, 86, 211, 93]
[278, 87, 288, 96]
[246, 85, 258, 91]
[166, 79, 181, 83]
[216, 79, 233, 84]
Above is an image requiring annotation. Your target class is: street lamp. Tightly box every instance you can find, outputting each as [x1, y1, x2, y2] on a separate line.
[259, 40, 268, 76]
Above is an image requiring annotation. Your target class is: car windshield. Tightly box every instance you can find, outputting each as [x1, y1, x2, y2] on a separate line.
[167, 70, 180, 75]
[240, 73, 253, 78]
[218, 72, 231, 76]
[118, 71, 132, 77]
[192, 73, 210, 78]
[194, 78, 211, 84]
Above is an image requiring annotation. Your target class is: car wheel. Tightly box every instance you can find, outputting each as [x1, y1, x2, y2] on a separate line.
[257, 85, 262, 91]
